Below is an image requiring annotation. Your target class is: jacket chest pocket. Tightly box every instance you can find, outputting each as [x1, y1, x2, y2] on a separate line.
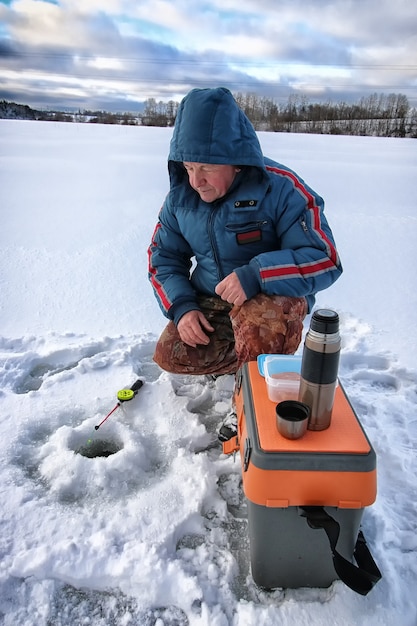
[225, 220, 269, 245]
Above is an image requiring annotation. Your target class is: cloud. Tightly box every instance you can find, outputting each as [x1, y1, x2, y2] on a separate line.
[0, 0, 416, 111]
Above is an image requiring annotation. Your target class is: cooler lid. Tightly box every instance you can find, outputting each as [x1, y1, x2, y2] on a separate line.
[240, 361, 376, 472]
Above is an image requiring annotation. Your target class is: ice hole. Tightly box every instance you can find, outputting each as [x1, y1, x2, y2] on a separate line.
[76, 439, 123, 458]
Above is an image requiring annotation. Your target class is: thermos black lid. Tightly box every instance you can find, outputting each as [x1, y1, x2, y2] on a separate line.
[311, 309, 339, 334]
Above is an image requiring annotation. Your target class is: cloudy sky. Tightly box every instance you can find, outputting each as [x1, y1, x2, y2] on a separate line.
[0, 0, 416, 112]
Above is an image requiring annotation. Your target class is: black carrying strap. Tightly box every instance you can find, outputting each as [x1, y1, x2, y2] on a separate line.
[300, 506, 382, 595]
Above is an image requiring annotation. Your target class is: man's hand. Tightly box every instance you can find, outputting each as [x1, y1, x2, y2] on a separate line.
[177, 310, 215, 347]
[215, 272, 247, 306]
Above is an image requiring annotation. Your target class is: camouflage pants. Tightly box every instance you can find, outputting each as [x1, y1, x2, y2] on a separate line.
[153, 294, 307, 375]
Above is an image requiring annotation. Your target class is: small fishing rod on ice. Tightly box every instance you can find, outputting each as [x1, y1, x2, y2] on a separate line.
[94, 379, 144, 430]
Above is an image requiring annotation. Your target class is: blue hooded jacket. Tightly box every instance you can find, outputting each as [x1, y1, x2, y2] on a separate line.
[148, 87, 342, 325]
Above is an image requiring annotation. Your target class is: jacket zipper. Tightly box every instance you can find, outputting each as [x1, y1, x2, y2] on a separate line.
[208, 207, 224, 280]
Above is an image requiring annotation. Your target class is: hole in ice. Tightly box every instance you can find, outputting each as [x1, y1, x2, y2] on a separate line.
[75, 438, 123, 458]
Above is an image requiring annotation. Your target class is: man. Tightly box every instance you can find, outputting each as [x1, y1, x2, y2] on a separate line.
[148, 87, 342, 440]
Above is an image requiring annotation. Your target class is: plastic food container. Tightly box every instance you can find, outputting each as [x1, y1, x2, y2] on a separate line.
[259, 354, 302, 403]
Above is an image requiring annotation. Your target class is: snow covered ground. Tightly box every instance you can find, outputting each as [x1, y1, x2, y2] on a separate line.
[0, 120, 416, 625]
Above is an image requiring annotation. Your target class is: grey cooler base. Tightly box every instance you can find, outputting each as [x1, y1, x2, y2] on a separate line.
[248, 502, 363, 589]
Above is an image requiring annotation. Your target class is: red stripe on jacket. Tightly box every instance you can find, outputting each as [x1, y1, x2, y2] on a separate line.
[261, 258, 335, 281]
[266, 165, 339, 266]
[148, 223, 172, 311]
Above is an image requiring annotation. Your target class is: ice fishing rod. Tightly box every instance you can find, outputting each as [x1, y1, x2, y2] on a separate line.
[94, 379, 144, 430]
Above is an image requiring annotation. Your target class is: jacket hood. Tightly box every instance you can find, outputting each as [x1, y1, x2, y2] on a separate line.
[168, 87, 266, 186]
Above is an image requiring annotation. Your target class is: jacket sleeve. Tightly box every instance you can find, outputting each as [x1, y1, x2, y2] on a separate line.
[147, 198, 200, 324]
[234, 169, 342, 310]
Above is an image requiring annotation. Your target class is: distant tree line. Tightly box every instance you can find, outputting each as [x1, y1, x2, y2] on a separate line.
[139, 92, 417, 137]
[234, 92, 416, 138]
[1, 92, 416, 138]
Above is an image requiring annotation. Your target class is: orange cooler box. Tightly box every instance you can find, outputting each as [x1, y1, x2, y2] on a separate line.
[229, 360, 379, 591]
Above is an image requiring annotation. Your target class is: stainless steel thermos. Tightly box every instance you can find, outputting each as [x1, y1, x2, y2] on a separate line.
[298, 309, 341, 431]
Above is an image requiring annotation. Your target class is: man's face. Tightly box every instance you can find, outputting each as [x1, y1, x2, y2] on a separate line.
[183, 162, 238, 202]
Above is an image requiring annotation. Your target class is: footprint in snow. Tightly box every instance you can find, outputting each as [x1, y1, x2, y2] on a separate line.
[340, 350, 401, 391]
[341, 351, 391, 372]
[350, 369, 400, 391]
[5, 341, 113, 394]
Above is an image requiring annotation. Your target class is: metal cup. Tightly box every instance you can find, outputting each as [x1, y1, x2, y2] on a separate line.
[276, 400, 310, 440]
